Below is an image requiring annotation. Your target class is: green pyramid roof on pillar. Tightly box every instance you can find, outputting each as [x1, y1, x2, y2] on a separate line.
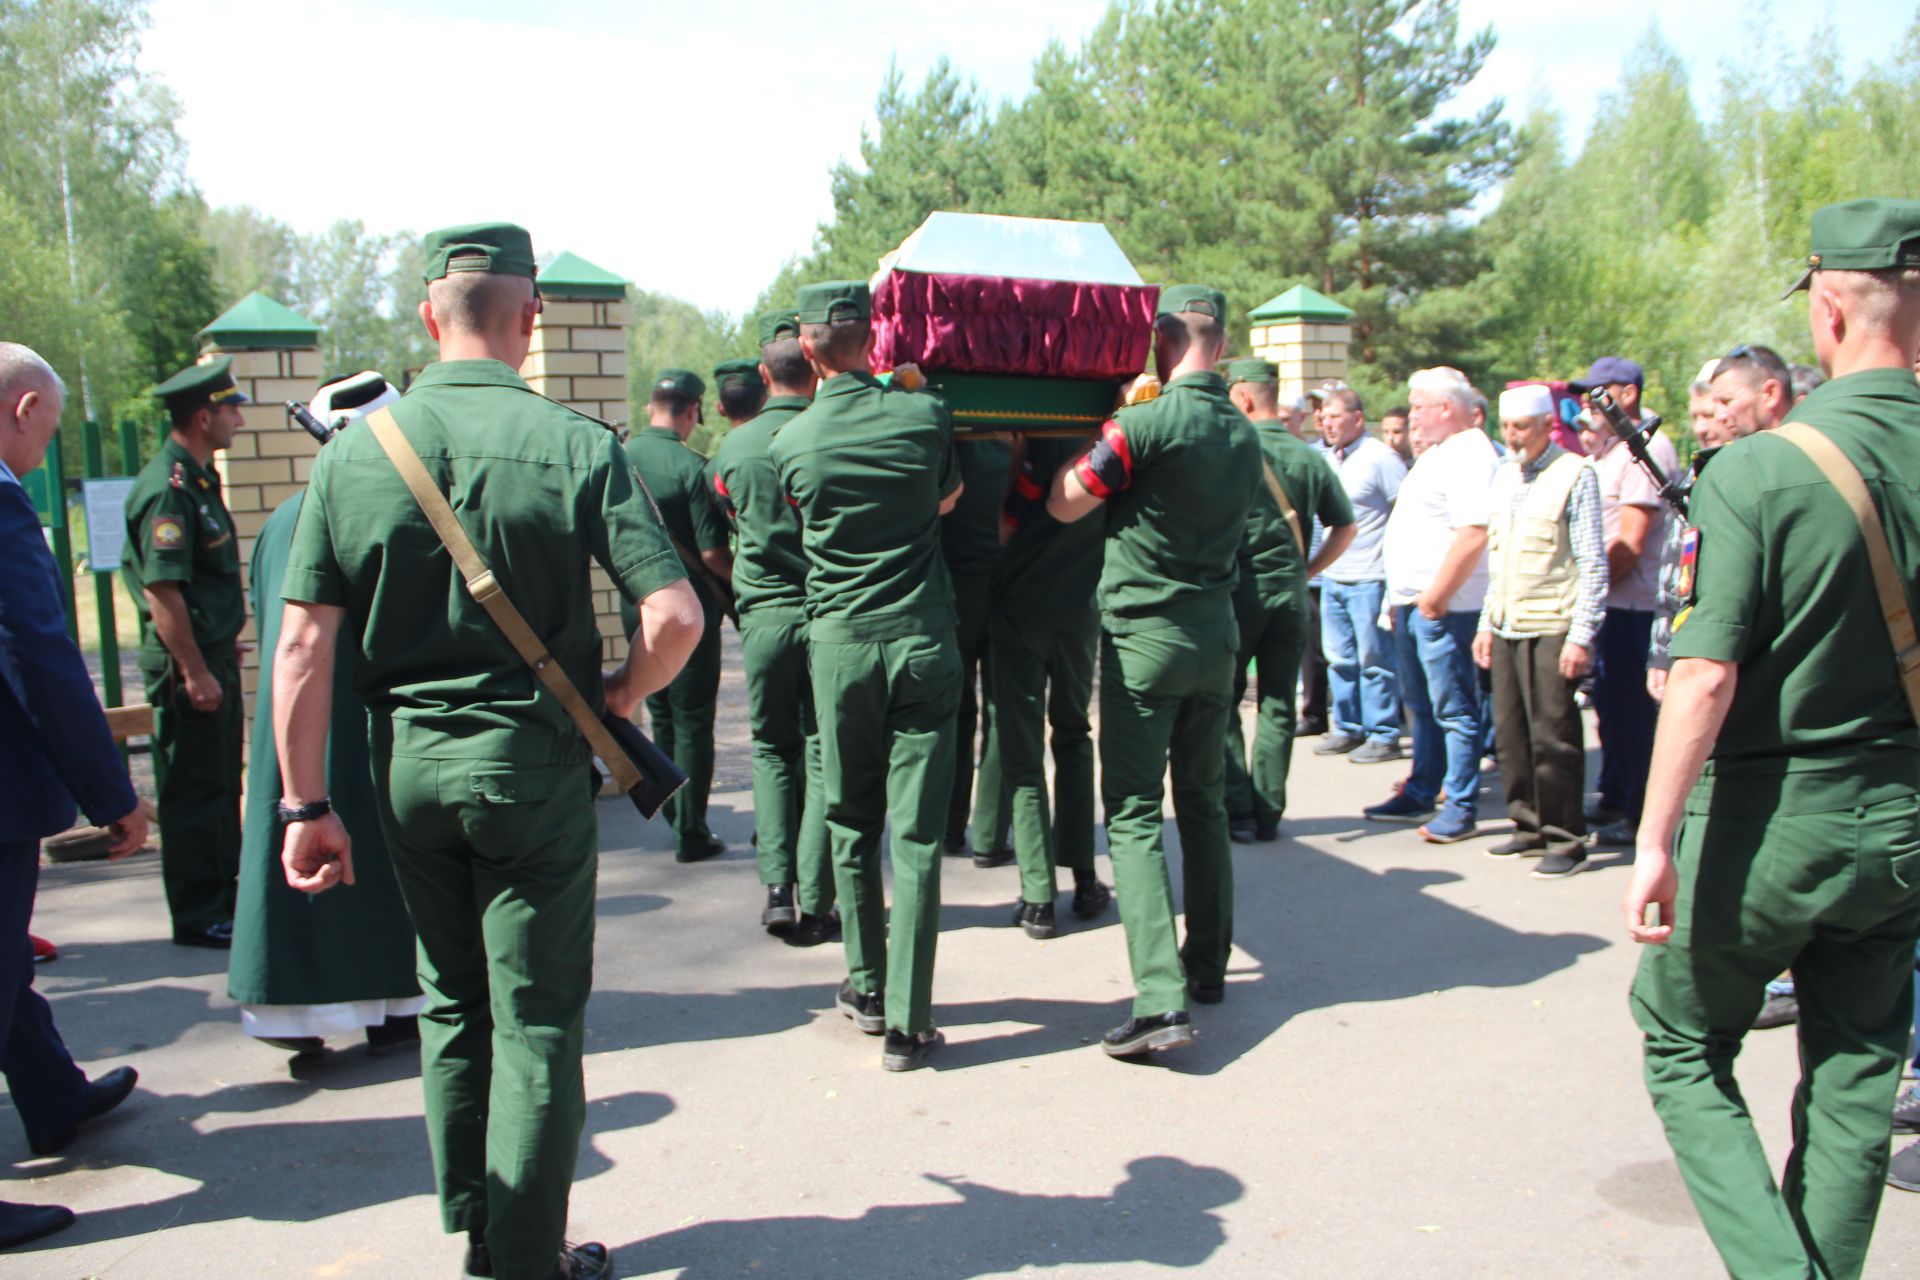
[198, 291, 321, 349]
[538, 251, 631, 300]
[1249, 284, 1354, 324]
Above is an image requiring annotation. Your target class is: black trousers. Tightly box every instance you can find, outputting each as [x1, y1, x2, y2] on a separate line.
[1299, 585, 1330, 727]
[1489, 635, 1586, 857]
[0, 843, 88, 1152]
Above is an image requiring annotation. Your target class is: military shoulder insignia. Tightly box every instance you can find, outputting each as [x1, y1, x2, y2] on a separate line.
[151, 516, 185, 549]
[1676, 526, 1701, 602]
[169, 461, 186, 489]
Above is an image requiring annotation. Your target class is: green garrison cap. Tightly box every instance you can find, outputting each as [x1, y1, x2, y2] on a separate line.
[1157, 284, 1227, 319]
[796, 280, 871, 324]
[151, 355, 249, 408]
[421, 222, 538, 283]
[1225, 357, 1278, 385]
[757, 309, 801, 347]
[713, 358, 765, 391]
[651, 367, 706, 400]
[1782, 198, 1920, 299]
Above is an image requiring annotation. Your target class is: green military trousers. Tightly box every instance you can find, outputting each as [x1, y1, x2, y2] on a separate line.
[141, 642, 242, 935]
[740, 618, 834, 916]
[1630, 778, 1920, 1280]
[947, 572, 1005, 853]
[976, 610, 1097, 906]
[810, 629, 961, 1035]
[1099, 627, 1238, 1017]
[374, 739, 599, 1280]
[1223, 588, 1310, 836]
[645, 615, 721, 857]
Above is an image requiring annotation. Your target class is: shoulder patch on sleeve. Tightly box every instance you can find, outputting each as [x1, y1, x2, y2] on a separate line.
[151, 515, 185, 548]
[1676, 526, 1700, 603]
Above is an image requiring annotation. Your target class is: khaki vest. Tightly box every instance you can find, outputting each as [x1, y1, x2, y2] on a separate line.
[1485, 451, 1588, 636]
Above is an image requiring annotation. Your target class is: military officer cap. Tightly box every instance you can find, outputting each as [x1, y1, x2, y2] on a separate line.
[713, 358, 765, 393]
[652, 367, 706, 400]
[796, 281, 870, 324]
[1781, 197, 1920, 299]
[421, 222, 538, 283]
[1157, 284, 1227, 319]
[151, 355, 250, 411]
[758, 309, 802, 346]
[1225, 357, 1278, 386]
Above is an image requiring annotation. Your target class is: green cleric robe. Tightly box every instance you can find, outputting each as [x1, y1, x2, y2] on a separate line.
[226, 491, 421, 1010]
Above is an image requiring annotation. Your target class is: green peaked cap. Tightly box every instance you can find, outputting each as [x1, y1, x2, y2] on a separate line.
[421, 222, 537, 283]
[757, 309, 801, 346]
[1157, 283, 1227, 319]
[1225, 357, 1277, 385]
[151, 354, 249, 407]
[1781, 197, 1920, 298]
[796, 280, 870, 324]
[713, 358, 764, 391]
[651, 367, 705, 400]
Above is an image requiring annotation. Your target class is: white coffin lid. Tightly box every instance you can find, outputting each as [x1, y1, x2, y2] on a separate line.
[873, 212, 1145, 288]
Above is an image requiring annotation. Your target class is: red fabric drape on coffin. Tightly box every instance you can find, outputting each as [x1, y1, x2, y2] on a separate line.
[872, 271, 1159, 381]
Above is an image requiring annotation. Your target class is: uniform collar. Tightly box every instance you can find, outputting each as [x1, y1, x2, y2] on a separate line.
[819, 370, 881, 397]
[762, 395, 813, 412]
[161, 435, 220, 485]
[640, 426, 685, 442]
[1796, 366, 1920, 411]
[408, 358, 533, 392]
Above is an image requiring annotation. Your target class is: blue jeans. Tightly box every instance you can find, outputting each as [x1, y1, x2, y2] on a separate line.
[1321, 579, 1399, 743]
[1594, 607, 1657, 823]
[1391, 606, 1486, 824]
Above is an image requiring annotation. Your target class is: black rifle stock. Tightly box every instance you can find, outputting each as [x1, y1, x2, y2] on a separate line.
[285, 400, 338, 445]
[598, 709, 689, 820]
[1585, 387, 1689, 520]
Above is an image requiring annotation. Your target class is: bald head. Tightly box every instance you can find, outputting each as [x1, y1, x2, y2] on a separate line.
[0, 342, 62, 408]
[0, 343, 66, 475]
[1809, 266, 1920, 378]
[420, 259, 541, 366]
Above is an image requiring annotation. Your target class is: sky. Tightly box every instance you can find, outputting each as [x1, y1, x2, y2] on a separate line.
[140, 0, 1909, 318]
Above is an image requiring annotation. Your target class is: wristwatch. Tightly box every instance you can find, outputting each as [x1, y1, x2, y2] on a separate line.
[276, 797, 333, 824]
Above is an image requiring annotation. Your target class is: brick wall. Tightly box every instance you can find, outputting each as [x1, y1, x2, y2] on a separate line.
[1251, 321, 1352, 400]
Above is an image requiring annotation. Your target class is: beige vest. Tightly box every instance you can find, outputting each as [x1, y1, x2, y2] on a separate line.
[1485, 451, 1588, 636]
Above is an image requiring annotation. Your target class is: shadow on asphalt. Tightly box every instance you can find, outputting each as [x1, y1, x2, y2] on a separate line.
[585, 984, 839, 1055]
[617, 1155, 1242, 1278]
[8, 1088, 673, 1252]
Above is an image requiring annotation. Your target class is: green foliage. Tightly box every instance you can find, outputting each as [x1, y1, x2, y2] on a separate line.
[628, 291, 750, 457]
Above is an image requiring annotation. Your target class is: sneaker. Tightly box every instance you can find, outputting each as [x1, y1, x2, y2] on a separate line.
[1486, 836, 1546, 858]
[1895, 1085, 1920, 1135]
[1592, 819, 1637, 848]
[1349, 739, 1403, 765]
[882, 1028, 942, 1072]
[1890, 1139, 1920, 1192]
[1070, 879, 1113, 919]
[1313, 733, 1362, 756]
[1752, 992, 1799, 1030]
[1419, 813, 1477, 844]
[834, 981, 885, 1034]
[1531, 851, 1588, 879]
[1012, 901, 1057, 940]
[1363, 790, 1434, 824]
[1101, 1011, 1195, 1058]
[761, 883, 798, 929]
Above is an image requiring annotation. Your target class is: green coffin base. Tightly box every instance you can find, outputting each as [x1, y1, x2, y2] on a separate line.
[920, 372, 1121, 432]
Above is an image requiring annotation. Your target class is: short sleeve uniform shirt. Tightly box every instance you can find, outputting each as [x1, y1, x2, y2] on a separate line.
[121, 437, 245, 659]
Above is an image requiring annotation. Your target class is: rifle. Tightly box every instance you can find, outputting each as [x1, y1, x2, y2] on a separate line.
[1584, 386, 1689, 520]
[286, 400, 339, 444]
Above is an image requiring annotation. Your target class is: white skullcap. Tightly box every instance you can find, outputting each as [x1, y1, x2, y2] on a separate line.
[1498, 383, 1556, 421]
[309, 371, 400, 433]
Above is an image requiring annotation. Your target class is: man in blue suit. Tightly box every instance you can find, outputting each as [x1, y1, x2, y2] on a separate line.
[0, 343, 146, 1248]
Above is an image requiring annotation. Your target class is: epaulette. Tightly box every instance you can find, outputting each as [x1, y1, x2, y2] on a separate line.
[169, 461, 185, 489]
[522, 385, 618, 435]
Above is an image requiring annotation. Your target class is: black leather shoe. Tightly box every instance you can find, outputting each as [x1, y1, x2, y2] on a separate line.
[1012, 901, 1056, 939]
[258, 1035, 326, 1056]
[1070, 879, 1112, 919]
[173, 920, 232, 949]
[1228, 820, 1258, 845]
[790, 911, 841, 947]
[0, 1199, 75, 1249]
[30, 1064, 137, 1155]
[882, 1028, 942, 1072]
[464, 1239, 613, 1280]
[1101, 1011, 1194, 1058]
[366, 1015, 420, 1055]
[941, 835, 967, 857]
[1189, 981, 1225, 1005]
[972, 846, 1015, 868]
[675, 834, 726, 864]
[761, 884, 798, 929]
[835, 981, 885, 1034]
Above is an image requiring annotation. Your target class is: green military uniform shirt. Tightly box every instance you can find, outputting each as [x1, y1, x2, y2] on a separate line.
[769, 370, 961, 640]
[1081, 371, 1263, 640]
[625, 426, 731, 615]
[1671, 367, 1920, 791]
[992, 437, 1104, 617]
[709, 396, 810, 620]
[281, 358, 685, 762]
[941, 437, 1012, 577]
[122, 437, 245, 658]
[1240, 421, 1352, 608]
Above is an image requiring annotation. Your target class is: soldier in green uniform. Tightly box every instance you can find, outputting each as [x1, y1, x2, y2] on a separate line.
[941, 430, 1012, 866]
[988, 434, 1112, 939]
[273, 222, 702, 1280]
[1222, 358, 1356, 844]
[1049, 285, 1261, 1058]
[709, 328, 837, 939]
[122, 357, 249, 949]
[622, 368, 733, 862]
[769, 280, 963, 1073]
[1623, 198, 1920, 1280]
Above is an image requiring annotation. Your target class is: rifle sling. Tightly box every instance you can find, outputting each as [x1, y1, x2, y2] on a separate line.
[1261, 461, 1307, 559]
[364, 407, 643, 792]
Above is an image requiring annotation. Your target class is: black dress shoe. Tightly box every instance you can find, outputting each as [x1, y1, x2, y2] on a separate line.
[1101, 1011, 1194, 1058]
[834, 981, 885, 1034]
[675, 834, 726, 864]
[790, 911, 841, 947]
[1228, 820, 1258, 845]
[941, 835, 967, 857]
[761, 883, 798, 929]
[30, 1064, 137, 1155]
[882, 1028, 942, 1072]
[366, 1015, 420, 1055]
[258, 1035, 326, 1056]
[972, 846, 1015, 868]
[173, 920, 232, 950]
[464, 1239, 612, 1280]
[1189, 980, 1225, 1005]
[0, 1199, 76, 1249]
[1070, 879, 1113, 919]
[1012, 901, 1056, 939]
[1298, 716, 1328, 737]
